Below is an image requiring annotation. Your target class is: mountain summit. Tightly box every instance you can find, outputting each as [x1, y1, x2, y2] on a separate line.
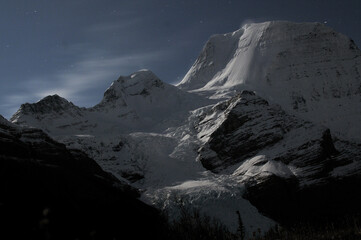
[98, 69, 165, 106]
[178, 21, 360, 92]
[178, 21, 361, 139]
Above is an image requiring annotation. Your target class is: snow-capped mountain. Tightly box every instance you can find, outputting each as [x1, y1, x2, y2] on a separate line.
[10, 21, 361, 236]
[178, 21, 361, 141]
[12, 69, 212, 135]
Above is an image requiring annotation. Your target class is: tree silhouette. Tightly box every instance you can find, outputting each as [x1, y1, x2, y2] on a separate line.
[236, 210, 245, 240]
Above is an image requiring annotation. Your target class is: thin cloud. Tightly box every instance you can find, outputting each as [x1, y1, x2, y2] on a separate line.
[1, 17, 175, 118]
[51, 50, 170, 94]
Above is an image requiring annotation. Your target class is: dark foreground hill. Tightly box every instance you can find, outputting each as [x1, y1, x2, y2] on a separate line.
[0, 116, 169, 240]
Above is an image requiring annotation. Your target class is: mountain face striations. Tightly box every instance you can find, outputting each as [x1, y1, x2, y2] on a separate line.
[8, 21, 361, 237]
[178, 21, 361, 140]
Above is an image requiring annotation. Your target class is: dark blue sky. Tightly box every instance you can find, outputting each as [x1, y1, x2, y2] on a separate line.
[1, 0, 360, 119]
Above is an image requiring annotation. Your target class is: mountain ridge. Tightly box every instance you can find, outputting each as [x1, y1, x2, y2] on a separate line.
[11, 69, 214, 135]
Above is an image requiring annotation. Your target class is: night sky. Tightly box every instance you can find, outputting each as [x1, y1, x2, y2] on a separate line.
[1, 0, 360, 119]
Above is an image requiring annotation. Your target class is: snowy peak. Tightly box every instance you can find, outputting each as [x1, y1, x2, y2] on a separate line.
[10, 94, 83, 124]
[18, 94, 76, 114]
[94, 69, 212, 121]
[10, 94, 85, 133]
[179, 21, 360, 91]
[178, 21, 361, 140]
[177, 27, 245, 90]
[100, 69, 164, 106]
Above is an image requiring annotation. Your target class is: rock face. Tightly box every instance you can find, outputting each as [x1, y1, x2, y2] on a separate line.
[0, 115, 168, 239]
[193, 91, 361, 224]
[9, 21, 361, 234]
[197, 91, 339, 179]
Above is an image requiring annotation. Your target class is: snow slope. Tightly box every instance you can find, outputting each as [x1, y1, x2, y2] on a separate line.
[178, 21, 361, 140]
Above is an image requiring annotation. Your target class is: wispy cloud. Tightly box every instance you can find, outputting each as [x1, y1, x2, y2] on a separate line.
[0, 15, 174, 119]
